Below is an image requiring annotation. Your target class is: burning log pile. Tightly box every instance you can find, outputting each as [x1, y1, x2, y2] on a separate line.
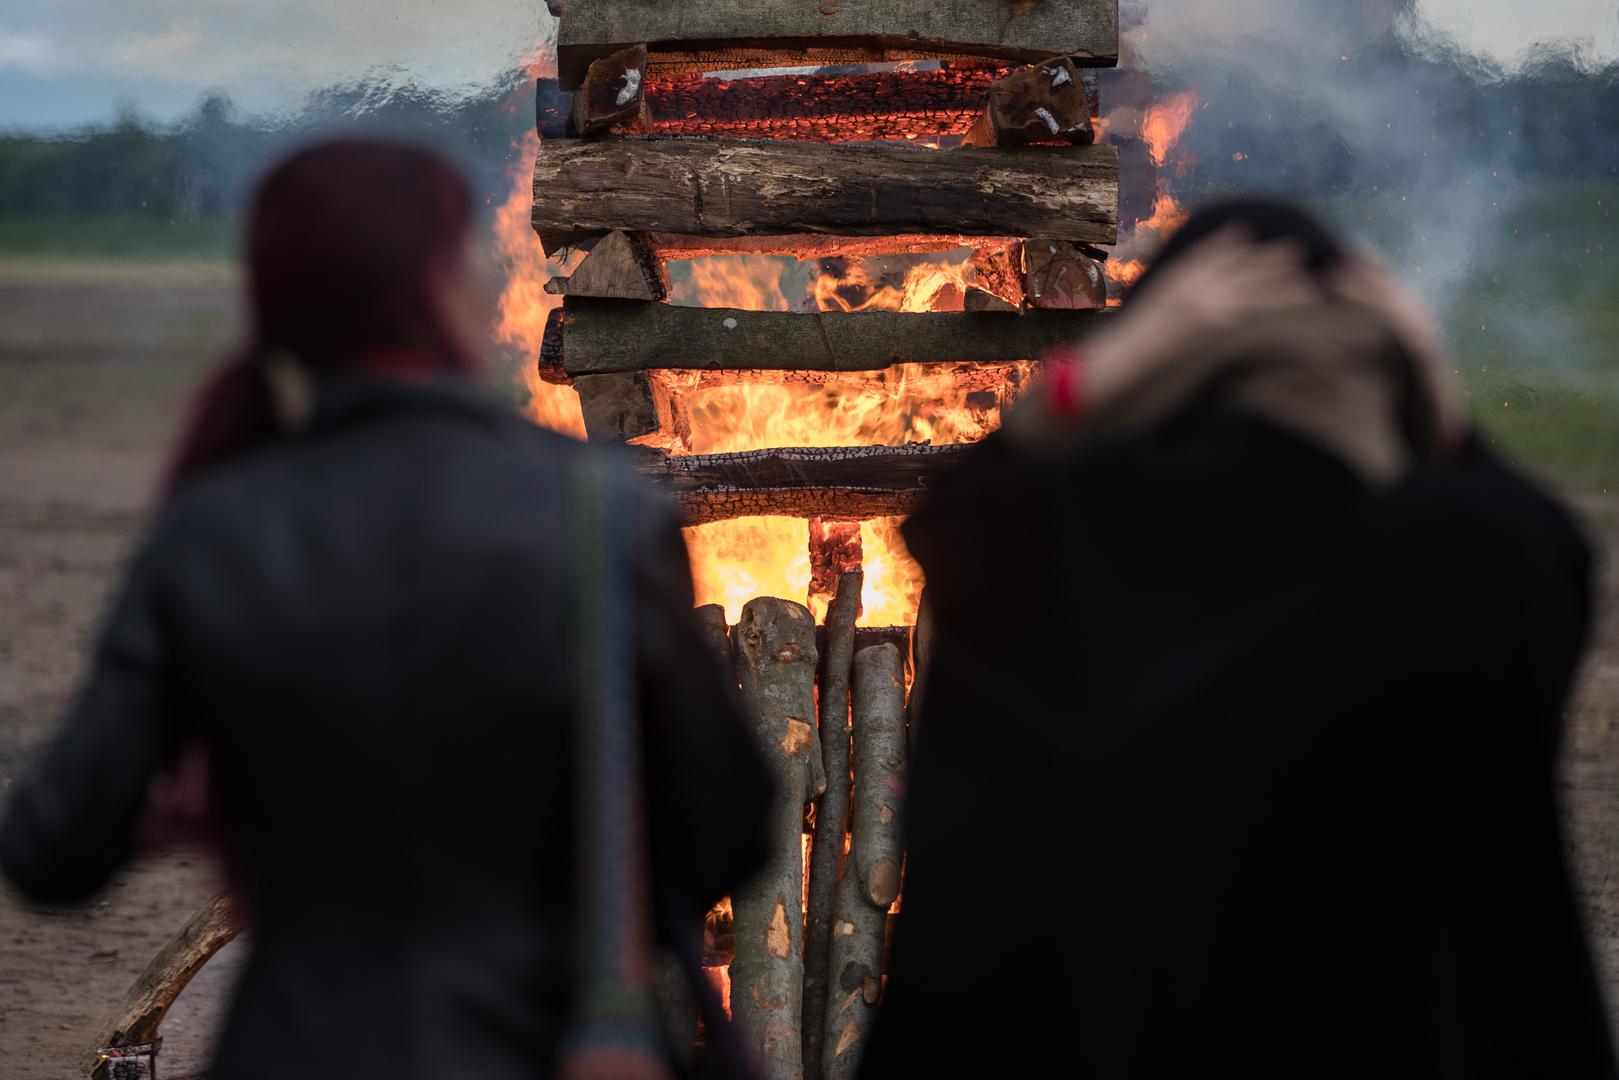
[533, 3, 1120, 1077]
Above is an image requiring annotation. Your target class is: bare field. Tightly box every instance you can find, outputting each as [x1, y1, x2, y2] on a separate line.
[0, 269, 1616, 1078]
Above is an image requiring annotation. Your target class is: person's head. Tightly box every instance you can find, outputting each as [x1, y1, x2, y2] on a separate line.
[1128, 198, 1347, 304]
[248, 139, 480, 371]
[165, 139, 481, 494]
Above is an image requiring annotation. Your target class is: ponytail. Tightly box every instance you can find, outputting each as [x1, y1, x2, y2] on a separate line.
[161, 349, 280, 499]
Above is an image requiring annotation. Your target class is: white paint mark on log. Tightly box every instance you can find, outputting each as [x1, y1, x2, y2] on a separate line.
[1048, 65, 1073, 86]
[617, 68, 642, 105]
[1035, 106, 1061, 133]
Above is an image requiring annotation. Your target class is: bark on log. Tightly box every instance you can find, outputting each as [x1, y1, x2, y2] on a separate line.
[802, 571, 863, 1080]
[647, 67, 1006, 143]
[907, 589, 935, 752]
[962, 56, 1095, 148]
[549, 230, 668, 301]
[573, 45, 651, 136]
[732, 597, 824, 1080]
[1022, 238, 1108, 310]
[555, 0, 1121, 87]
[87, 892, 243, 1078]
[558, 298, 1109, 377]
[531, 138, 1119, 250]
[635, 444, 968, 526]
[823, 644, 907, 1080]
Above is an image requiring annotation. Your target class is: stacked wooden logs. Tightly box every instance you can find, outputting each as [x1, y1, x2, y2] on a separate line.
[691, 575, 911, 1080]
[534, 5, 1121, 1077]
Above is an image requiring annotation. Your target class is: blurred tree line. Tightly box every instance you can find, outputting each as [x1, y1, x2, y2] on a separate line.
[0, 81, 534, 224]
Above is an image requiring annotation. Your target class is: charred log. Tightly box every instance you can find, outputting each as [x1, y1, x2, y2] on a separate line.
[557, 298, 1109, 377]
[732, 597, 824, 1080]
[823, 644, 907, 1080]
[555, 0, 1121, 87]
[802, 570, 863, 1080]
[807, 521, 863, 613]
[634, 444, 968, 526]
[531, 137, 1119, 250]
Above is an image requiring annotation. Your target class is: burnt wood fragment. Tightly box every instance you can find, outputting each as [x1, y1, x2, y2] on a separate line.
[634, 444, 969, 526]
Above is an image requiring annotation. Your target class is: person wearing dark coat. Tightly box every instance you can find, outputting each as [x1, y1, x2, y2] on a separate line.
[0, 141, 773, 1080]
[860, 202, 1617, 1079]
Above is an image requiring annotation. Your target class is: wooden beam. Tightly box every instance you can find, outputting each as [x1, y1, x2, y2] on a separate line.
[531, 137, 1119, 251]
[572, 44, 651, 136]
[632, 444, 969, 525]
[547, 230, 667, 301]
[1022, 238, 1107, 309]
[555, 0, 1121, 87]
[962, 56, 1094, 148]
[557, 299, 1108, 377]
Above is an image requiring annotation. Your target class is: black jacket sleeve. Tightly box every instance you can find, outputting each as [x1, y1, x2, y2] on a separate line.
[633, 494, 774, 916]
[1, 536, 185, 903]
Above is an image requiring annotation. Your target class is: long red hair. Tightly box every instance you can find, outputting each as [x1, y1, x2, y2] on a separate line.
[164, 139, 477, 495]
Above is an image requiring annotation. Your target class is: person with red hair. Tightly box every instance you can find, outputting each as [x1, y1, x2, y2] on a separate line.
[0, 140, 770, 1080]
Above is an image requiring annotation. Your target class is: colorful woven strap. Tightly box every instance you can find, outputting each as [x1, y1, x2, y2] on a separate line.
[559, 455, 672, 1080]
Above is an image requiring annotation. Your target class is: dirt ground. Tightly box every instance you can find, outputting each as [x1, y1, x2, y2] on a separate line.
[1, 268, 1617, 1079]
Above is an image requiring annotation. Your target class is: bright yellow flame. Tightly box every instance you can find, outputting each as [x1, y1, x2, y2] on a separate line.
[670, 253, 1028, 626]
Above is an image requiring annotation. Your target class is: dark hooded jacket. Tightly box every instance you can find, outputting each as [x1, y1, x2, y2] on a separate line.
[862, 322, 1613, 1078]
[1, 376, 773, 1080]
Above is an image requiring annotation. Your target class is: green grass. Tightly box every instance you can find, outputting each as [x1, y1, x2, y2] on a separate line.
[0, 214, 237, 259]
[1466, 373, 1619, 491]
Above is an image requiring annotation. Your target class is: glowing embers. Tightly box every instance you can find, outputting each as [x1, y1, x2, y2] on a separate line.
[646, 65, 1013, 144]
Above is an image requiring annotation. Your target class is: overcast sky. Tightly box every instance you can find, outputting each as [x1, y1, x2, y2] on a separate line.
[0, 0, 1614, 129]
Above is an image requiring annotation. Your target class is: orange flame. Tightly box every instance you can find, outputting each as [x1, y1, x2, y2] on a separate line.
[669, 252, 1028, 625]
[1137, 190, 1190, 235]
[1141, 91, 1197, 167]
[811, 255, 972, 313]
[490, 116, 586, 437]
